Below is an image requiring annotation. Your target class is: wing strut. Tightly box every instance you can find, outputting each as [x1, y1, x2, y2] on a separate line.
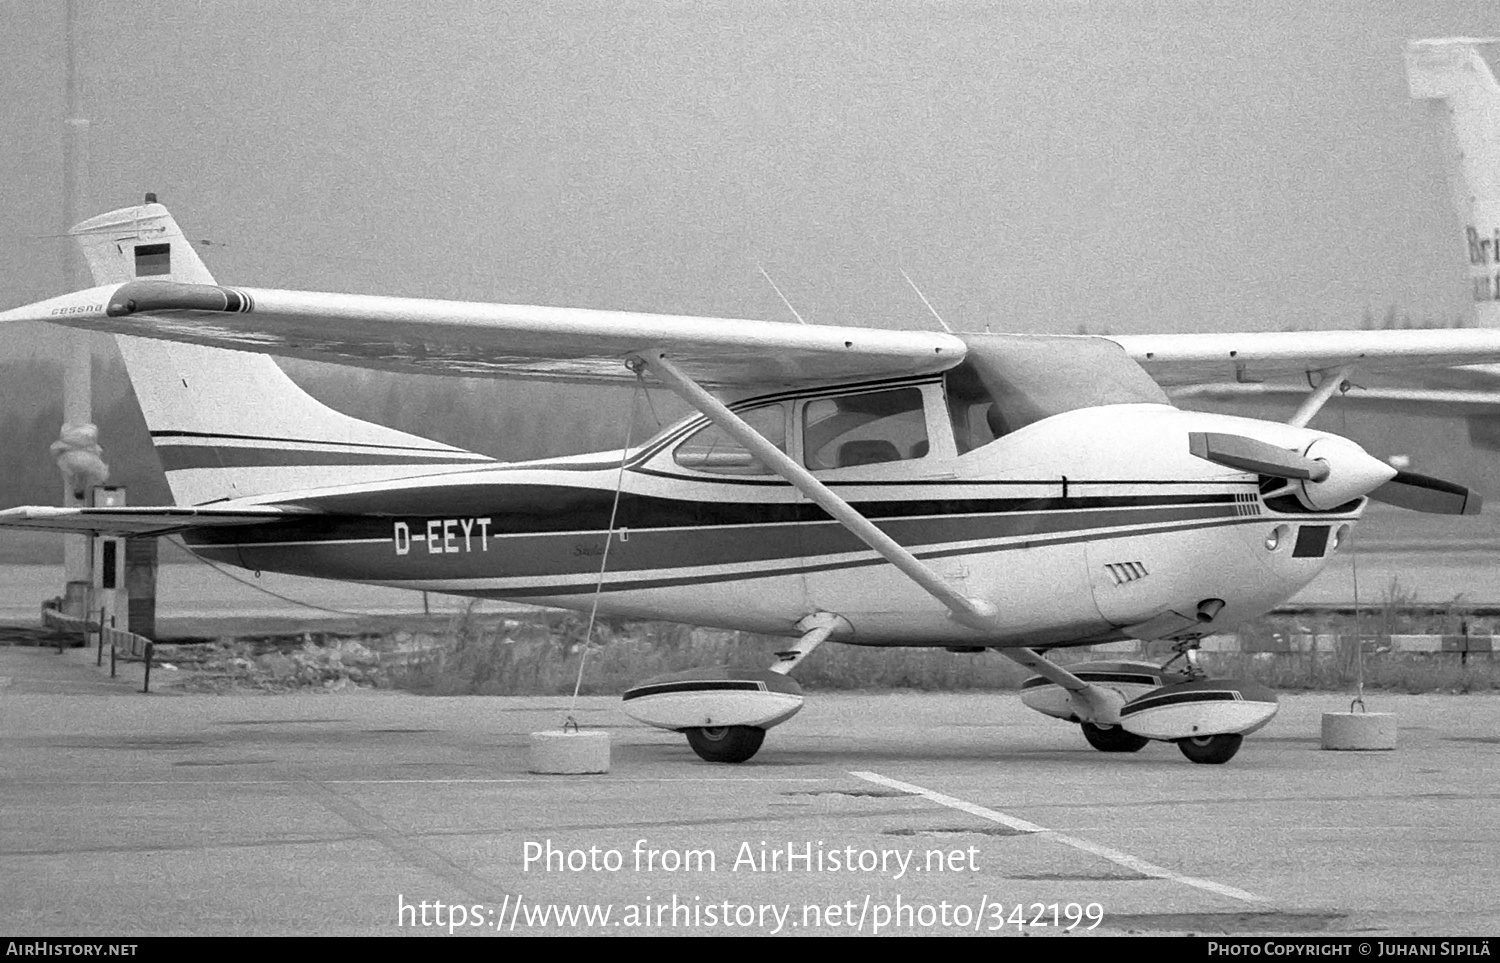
[998, 647, 1125, 724]
[630, 349, 1001, 632]
[1287, 365, 1354, 428]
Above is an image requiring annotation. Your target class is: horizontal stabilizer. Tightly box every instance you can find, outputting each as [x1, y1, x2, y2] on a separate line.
[0, 505, 302, 536]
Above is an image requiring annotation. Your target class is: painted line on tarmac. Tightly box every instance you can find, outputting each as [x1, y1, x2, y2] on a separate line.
[851, 771, 1271, 906]
[24, 777, 831, 786]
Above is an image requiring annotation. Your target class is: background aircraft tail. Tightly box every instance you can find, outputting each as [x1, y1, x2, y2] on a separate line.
[1406, 38, 1500, 328]
[71, 202, 493, 506]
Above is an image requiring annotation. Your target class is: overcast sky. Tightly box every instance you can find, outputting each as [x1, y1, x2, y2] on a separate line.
[2, 0, 1497, 358]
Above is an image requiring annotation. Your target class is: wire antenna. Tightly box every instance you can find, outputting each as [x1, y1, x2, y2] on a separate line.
[900, 267, 953, 333]
[756, 261, 809, 325]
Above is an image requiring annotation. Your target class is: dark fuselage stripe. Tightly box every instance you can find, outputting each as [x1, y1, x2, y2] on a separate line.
[184, 491, 1241, 548]
[185, 515, 1262, 597]
[1020, 672, 1164, 689]
[150, 429, 488, 455]
[1120, 690, 1240, 716]
[622, 681, 765, 700]
[158, 447, 492, 470]
[237, 485, 1240, 535]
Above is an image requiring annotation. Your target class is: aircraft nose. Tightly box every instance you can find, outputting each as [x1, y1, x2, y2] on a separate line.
[1297, 435, 1398, 511]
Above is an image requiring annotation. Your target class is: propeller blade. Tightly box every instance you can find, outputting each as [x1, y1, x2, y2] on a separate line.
[1187, 432, 1329, 482]
[1369, 471, 1484, 515]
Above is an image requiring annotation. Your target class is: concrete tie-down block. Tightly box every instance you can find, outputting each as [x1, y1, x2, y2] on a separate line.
[529, 729, 611, 774]
[1321, 711, 1397, 751]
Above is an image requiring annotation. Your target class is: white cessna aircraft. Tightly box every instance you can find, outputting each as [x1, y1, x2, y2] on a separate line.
[2, 40, 1497, 767]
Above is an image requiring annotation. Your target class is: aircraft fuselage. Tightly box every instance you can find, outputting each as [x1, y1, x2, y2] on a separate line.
[181, 397, 1361, 648]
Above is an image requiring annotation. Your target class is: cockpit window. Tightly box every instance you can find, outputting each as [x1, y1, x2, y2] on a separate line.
[946, 334, 1169, 454]
[802, 387, 929, 470]
[673, 403, 787, 475]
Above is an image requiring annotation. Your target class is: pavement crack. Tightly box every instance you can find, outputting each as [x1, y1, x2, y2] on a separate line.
[296, 779, 507, 905]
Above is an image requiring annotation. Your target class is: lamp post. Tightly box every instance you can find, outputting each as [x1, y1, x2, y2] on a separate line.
[57, 0, 102, 617]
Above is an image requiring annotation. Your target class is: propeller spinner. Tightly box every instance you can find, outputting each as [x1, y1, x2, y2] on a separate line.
[1187, 432, 1482, 515]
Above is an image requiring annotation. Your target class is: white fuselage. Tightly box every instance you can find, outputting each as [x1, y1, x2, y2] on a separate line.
[182, 396, 1361, 648]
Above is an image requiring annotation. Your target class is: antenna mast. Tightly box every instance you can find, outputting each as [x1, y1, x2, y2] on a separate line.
[756, 262, 809, 325]
[900, 267, 953, 333]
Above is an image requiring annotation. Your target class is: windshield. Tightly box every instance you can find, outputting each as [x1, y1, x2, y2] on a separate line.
[948, 334, 1168, 454]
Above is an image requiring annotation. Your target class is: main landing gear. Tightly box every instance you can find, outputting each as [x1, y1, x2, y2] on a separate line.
[1014, 638, 1279, 765]
[620, 614, 843, 765]
[685, 725, 766, 763]
[1176, 732, 1244, 765]
[1079, 721, 1150, 753]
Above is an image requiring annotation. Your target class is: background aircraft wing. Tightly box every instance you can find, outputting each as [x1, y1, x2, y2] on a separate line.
[0, 280, 967, 389]
[1109, 330, 1500, 386]
[1170, 382, 1500, 413]
[0, 505, 301, 536]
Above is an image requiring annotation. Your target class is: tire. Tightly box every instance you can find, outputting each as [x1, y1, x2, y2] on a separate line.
[685, 725, 766, 763]
[1080, 722, 1149, 753]
[1176, 732, 1244, 765]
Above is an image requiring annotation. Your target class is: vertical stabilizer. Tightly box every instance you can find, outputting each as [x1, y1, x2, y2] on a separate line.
[1406, 39, 1500, 326]
[72, 204, 493, 505]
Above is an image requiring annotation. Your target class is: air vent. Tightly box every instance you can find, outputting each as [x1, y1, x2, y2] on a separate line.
[1105, 562, 1149, 586]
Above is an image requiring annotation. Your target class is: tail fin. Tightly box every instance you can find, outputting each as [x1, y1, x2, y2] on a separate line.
[1406, 38, 1500, 327]
[71, 203, 493, 505]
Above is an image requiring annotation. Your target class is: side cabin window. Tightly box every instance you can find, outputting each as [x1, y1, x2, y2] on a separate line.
[672, 403, 788, 475]
[802, 387, 929, 470]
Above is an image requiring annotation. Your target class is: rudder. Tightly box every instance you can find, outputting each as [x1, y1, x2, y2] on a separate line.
[1406, 38, 1500, 325]
[72, 203, 493, 505]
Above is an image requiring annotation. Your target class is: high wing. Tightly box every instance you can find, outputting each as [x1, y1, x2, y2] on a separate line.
[16, 280, 1500, 390]
[1108, 39, 1500, 391]
[0, 505, 304, 536]
[1108, 330, 1500, 387]
[1171, 381, 1500, 414]
[0, 279, 966, 389]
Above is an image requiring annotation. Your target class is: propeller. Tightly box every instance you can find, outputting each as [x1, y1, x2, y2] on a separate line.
[1188, 431, 1482, 515]
[1369, 471, 1483, 516]
[1187, 432, 1328, 481]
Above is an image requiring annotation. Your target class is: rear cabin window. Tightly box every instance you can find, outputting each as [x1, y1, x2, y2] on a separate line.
[672, 403, 788, 475]
[802, 387, 929, 470]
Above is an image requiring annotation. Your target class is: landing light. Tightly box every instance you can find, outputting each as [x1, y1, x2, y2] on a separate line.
[1333, 524, 1351, 551]
[1265, 525, 1289, 551]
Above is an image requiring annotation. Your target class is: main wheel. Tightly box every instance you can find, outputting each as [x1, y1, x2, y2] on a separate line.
[1080, 722, 1149, 753]
[685, 725, 766, 763]
[1176, 732, 1243, 764]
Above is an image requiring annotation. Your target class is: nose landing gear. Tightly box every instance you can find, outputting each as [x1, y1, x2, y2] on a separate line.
[1159, 637, 1208, 680]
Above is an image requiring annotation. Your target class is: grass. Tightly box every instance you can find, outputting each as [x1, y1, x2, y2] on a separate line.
[384, 606, 1041, 696]
[381, 584, 1500, 698]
